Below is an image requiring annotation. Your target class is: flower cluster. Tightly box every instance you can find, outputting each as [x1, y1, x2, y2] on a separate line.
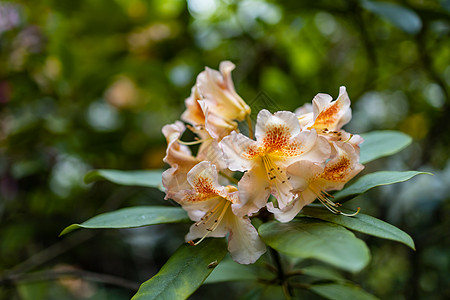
[162, 61, 364, 264]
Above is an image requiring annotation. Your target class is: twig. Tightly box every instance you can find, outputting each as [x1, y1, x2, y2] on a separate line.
[0, 269, 140, 291]
[3, 230, 95, 277]
[269, 247, 293, 299]
[219, 171, 239, 185]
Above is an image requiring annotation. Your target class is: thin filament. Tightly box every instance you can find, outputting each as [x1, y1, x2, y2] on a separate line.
[192, 200, 230, 246]
[310, 184, 360, 217]
[178, 139, 205, 146]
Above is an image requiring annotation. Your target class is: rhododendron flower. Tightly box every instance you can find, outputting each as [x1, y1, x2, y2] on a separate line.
[268, 142, 364, 222]
[171, 161, 266, 264]
[296, 86, 364, 148]
[161, 121, 226, 198]
[220, 109, 331, 216]
[181, 61, 251, 141]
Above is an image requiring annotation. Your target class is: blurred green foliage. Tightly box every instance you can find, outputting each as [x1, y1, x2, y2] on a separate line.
[0, 0, 449, 299]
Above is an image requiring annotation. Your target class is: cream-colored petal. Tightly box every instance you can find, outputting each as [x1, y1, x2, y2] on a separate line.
[335, 86, 352, 130]
[312, 93, 333, 118]
[199, 99, 238, 141]
[185, 217, 228, 241]
[181, 85, 205, 127]
[162, 121, 198, 170]
[294, 103, 313, 116]
[186, 161, 226, 196]
[267, 189, 316, 222]
[317, 142, 364, 191]
[288, 130, 331, 163]
[312, 86, 351, 131]
[233, 164, 271, 216]
[255, 110, 300, 142]
[286, 160, 324, 194]
[162, 168, 191, 200]
[226, 214, 266, 264]
[197, 62, 250, 121]
[220, 131, 258, 171]
[197, 139, 227, 170]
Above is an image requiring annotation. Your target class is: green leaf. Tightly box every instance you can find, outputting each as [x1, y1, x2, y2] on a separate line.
[359, 131, 412, 164]
[204, 256, 271, 284]
[309, 283, 379, 300]
[84, 169, 164, 190]
[300, 266, 346, 282]
[334, 171, 430, 202]
[131, 239, 228, 300]
[258, 219, 370, 272]
[301, 205, 415, 250]
[60, 206, 190, 236]
[361, 0, 422, 35]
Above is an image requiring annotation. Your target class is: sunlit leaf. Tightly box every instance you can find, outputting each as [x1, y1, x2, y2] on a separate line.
[259, 219, 370, 272]
[361, 0, 422, 35]
[309, 283, 379, 300]
[359, 131, 412, 164]
[131, 239, 228, 300]
[301, 205, 415, 250]
[60, 206, 189, 236]
[204, 256, 271, 284]
[84, 169, 164, 191]
[334, 171, 430, 202]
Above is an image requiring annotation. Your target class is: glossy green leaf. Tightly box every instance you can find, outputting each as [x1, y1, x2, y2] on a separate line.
[60, 206, 189, 236]
[259, 219, 370, 272]
[131, 239, 228, 300]
[84, 169, 164, 190]
[309, 283, 379, 300]
[359, 131, 412, 164]
[301, 205, 415, 250]
[361, 0, 422, 35]
[204, 256, 271, 284]
[334, 171, 430, 202]
[300, 266, 346, 282]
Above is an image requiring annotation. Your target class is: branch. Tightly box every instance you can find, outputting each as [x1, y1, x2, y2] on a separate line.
[0, 269, 140, 291]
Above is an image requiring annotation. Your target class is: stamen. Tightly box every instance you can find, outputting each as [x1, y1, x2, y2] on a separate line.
[262, 155, 290, 198]
[194, 200, 223, 227]
[178, 139, 205, 146]
[246, 115, 254, 140]
[310, 184, 360, 217]
[344, 134, 353, 143]
[192, 200, 230, 246]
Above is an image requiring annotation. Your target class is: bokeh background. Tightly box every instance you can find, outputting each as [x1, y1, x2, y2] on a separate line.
[1, 0, 449, 299]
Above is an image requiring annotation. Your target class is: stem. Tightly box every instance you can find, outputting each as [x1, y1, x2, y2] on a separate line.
[219, 171, 239, 184]
[246, 115, 254, 140]
[269, 247, 293, 299]
[0, 269, 140, 291]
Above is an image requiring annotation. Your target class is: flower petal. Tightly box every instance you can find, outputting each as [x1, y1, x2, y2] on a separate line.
[312, 86, 351, 131]
[233, 163, 271, 216]
[181, 85, 205, 127]
[162, 121, 197, 169]
[197, 61, 250, 121]
[255, 110, 300, 142]
[288, 130, 331, 163]
[287, 160, 325, 194]
[162, 167, 191, 200]
[198, 99, 238, 141]
[317, 142, 364, 191]
[186, 161, 226, 196]
[267, 189, 316, 222]
[220, 131, 258, 171]
[197, 139, 227, 170]
[226, 213, 266, 264]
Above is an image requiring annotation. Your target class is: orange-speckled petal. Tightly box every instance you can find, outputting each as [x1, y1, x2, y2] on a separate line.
[312, 86, 351, 131]
[220, 131, 259, 171]
[255, 109, 300, 142]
